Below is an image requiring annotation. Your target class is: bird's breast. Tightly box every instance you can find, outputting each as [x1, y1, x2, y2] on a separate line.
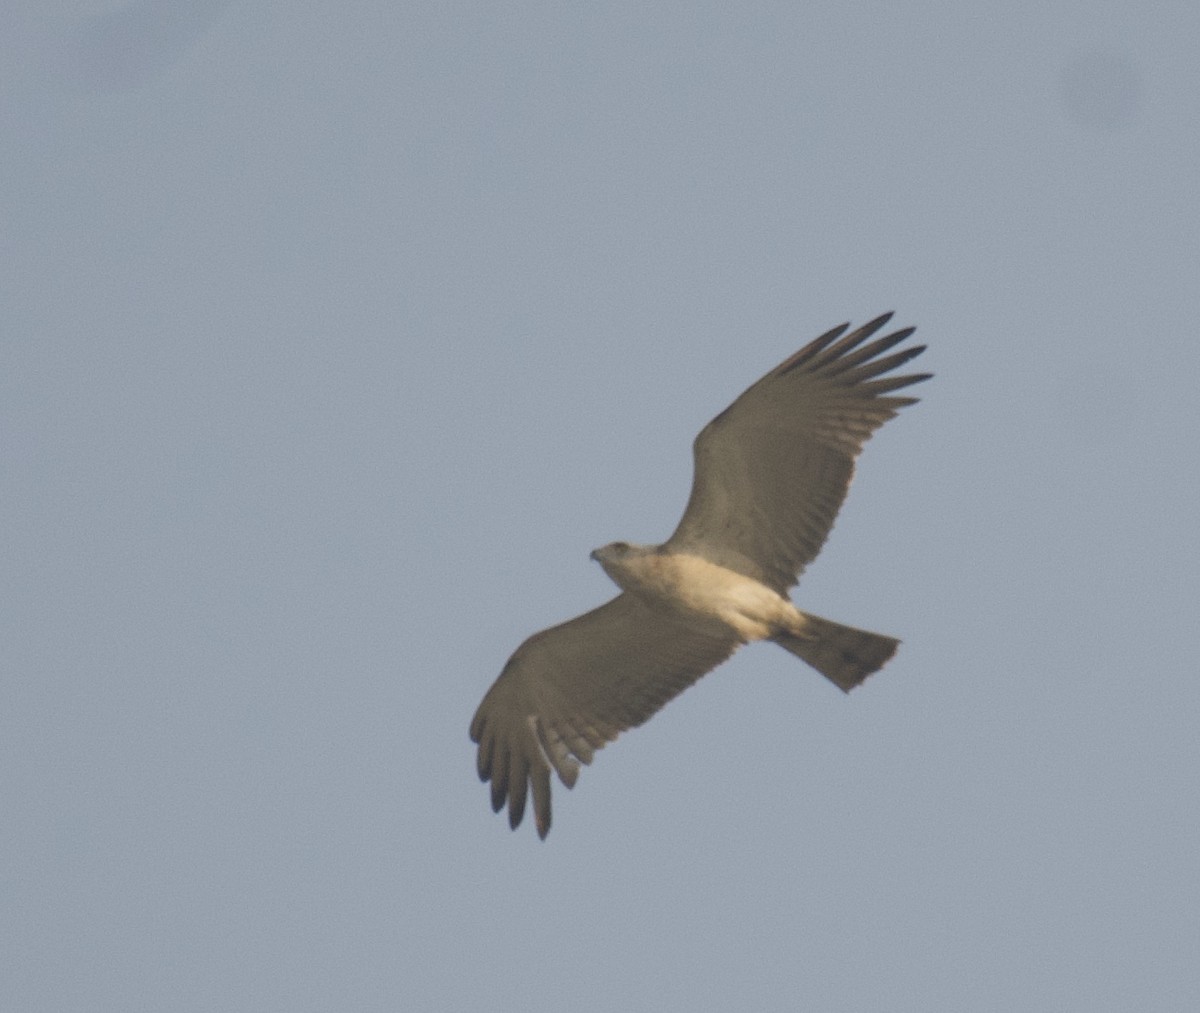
[619, 550, 796, 642]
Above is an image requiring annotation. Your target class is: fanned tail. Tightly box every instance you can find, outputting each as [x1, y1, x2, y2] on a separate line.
[772, 613, 900, 693]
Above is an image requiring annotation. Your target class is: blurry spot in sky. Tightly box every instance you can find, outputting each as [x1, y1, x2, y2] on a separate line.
[74, 0, 232, 93]
[1059, 51, 1142, 131]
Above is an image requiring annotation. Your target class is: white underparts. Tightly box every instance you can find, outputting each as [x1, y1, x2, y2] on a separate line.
[600, 546, 806, 643]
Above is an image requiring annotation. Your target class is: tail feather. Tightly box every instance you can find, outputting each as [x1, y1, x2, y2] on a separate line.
[772, 613, 900, 693]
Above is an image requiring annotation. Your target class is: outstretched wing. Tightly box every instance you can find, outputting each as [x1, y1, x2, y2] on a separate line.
[666, 313, 929, 594]
[470, 594, 739, 838]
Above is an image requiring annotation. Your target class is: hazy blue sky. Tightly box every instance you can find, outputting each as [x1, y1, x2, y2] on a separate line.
[4, 3, 1198, 1010]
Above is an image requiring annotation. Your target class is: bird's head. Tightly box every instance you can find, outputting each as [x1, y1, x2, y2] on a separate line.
[590, 541, 645, 588]
[589, 541, 633, 566]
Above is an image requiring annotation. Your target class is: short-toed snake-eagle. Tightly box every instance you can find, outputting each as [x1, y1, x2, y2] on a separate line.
[470, 314, 930, 837]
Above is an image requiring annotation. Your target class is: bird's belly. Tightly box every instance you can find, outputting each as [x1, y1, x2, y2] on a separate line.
[627, 552, 799, 642]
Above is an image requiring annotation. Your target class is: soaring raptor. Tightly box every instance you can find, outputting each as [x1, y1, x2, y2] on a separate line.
[470, 314, 930, 837]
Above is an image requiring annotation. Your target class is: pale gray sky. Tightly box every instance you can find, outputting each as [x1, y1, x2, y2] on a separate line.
[4, 3, 1199, 1011]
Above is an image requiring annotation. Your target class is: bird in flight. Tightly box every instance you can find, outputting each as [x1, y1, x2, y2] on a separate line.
[470, 314, 930, 837]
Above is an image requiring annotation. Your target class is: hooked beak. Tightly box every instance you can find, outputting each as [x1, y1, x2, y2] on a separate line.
[589, 549, 599, 562]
